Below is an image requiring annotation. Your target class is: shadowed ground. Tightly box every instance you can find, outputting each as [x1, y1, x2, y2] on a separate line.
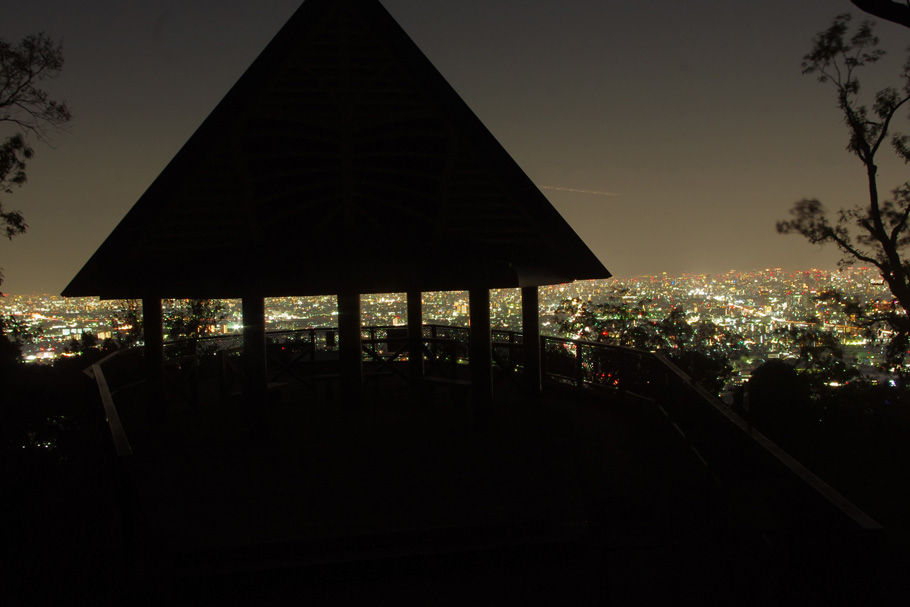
[8, 355, 886, 605]
[108, 368, 731, 604]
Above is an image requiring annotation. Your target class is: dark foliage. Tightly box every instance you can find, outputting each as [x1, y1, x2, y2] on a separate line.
[742, 359, 910, 540]
[112, 299, 143, 347]
[555, 294, 745, 394]
[555, 291, 659, 348]
[166, 298, 227, 356]
[1, 362, 123, 604]
[745, 359, 813, 445]
[775, 317, 861, 389]
[0, 311, 41, 367]
[0, 32, 71, 285]
[0, 321, 19, 369]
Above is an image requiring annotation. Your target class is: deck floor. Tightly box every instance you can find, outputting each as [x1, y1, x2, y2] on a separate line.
[112, 369, 731, 603]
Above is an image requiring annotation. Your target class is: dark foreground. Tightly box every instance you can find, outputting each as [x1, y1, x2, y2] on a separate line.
[2, 361, 898, 605]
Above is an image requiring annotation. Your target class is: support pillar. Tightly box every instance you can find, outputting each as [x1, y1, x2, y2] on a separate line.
[407, 290, 424, 384]
[521, 286, 542, 399]
[242, 295, 267, 406]
[469, 288, 493, 413]
[141, 296, 164, 405]
[338, 292, 363, 406]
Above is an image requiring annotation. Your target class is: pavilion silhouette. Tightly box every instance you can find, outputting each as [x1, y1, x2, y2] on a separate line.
[63, 0, 610, 408]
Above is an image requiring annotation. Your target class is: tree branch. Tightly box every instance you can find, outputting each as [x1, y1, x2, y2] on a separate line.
[831, 230, 887, 269]
[888, 184, 910, 243]
[872, 94, 910, 155]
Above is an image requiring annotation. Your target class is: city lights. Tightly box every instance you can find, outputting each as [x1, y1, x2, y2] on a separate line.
[1, 268, 895, 385]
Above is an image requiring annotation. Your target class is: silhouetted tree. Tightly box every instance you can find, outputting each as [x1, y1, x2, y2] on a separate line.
[0, 312, 40, 369]
[778, 14, 910, 361]
[556, 291, 660, 348]
[112, 299, 143, 347]
[775, 316, 861, 390]
[654, 307, 746, 393]
[746, 359, 812, 445]
[852, 0, 910, 28]
[0, 315, 21, 369]
[555, 297, 744, 393]
[65, 330, 97, 355]
[166, 299, 226, 355]
[0, 33, 71, 286]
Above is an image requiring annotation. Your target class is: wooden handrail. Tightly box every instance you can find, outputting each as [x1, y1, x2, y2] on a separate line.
[90, 360, 133, 458]
[652, 352, 881, 532]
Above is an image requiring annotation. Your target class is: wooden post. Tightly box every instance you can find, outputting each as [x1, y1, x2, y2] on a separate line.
[338, 292, 362, 406]
[407, 290, 424, 384]
[521, 286, 542, 399]
[575, 342, 584, 388]
[242, 295, 267, 406]
[469, 288, 493, 413]
[142, 296, 164, 411]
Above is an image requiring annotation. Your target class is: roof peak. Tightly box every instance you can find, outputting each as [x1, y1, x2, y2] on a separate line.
[64, 0, 609, 298]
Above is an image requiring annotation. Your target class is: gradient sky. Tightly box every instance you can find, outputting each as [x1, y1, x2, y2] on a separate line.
[1, 0, 908, 294]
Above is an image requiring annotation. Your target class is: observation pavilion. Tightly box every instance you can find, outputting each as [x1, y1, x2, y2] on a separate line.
[63, 0, 610, 410]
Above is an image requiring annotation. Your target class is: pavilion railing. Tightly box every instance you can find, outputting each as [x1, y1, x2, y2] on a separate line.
[166, 324, 479, 390]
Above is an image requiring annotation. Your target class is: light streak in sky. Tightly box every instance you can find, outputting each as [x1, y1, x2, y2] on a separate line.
[540, 186, 619, 197]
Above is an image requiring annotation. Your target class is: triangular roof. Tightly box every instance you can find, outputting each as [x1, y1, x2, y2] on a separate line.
[64, 0, 610, 298]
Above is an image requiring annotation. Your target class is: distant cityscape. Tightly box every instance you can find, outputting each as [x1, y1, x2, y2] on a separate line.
[1, 267, 895, 390]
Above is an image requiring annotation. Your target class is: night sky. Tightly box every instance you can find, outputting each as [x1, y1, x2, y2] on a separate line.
[1, 0, 908, 294]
